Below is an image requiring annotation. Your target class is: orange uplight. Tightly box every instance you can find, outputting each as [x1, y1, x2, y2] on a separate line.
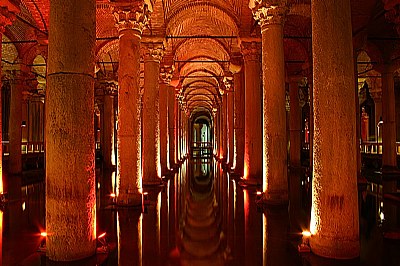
[142, 192, 148, 196]
[302, 231, 311, 237]
[40, 232, 47, 237]
[98, 232, 106, 239]
[110, 193, 116, 198]
[256, 191, 262, 195]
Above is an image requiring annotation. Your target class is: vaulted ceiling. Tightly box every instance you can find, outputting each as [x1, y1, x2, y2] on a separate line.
[2, 0, 400, 115]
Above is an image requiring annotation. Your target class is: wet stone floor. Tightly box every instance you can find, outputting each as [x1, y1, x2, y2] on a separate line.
[1, 159, 400, 266]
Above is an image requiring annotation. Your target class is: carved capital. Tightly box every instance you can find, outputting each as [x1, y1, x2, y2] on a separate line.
[250, 0, 288, 29]
[223, 76, 233, 91]
[141, 42, 164, 62]
[95, 80, 118, 96]
[241, 41, 261, 62]
[112, 0, 153, 34]
[384, 3, 400, 35]
[160, 65, 174, 84]
[0, 5, 18, 33]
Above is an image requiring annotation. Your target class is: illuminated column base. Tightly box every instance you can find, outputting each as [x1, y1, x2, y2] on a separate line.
[46, 0, 96, 260]
[310, 0, 359, 259]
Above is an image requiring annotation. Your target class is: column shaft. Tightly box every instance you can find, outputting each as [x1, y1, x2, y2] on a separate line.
[142, 45, 162, 184]
[116, 28, 142, 205]
[227, 90, 234, 165]
[310, 0, 359, 258]
[242, 42, 262, 184]
[232, 69, 245, 175]
[381, 67, 397, 168]
[46, 0, 96, 260]
[289, 80, 301, 167]
[260, 15, 288, 203]
[168, 86, 176, 167]
[103, 94, 115, 169]
[9, 74, 22, 175]
[159, 82, 168, 175]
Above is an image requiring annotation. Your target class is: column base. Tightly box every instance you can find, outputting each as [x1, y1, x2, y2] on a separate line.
[310, 234, 359, 259]
[143, 178, 163, 187]
[238, 178, 261, 189]
[261, 193, 289, 207]
[116, 193, 142, 207]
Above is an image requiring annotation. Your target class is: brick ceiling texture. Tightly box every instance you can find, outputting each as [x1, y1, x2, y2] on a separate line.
[2, 0, 399, 113]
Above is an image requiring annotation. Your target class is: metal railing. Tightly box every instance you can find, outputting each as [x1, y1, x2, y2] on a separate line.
[191, 142, 213, 158]
[360, 141, 400, 155]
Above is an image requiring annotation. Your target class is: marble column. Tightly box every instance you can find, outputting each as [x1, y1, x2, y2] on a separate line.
[46, 0, 96, 260]
[0, 0, 18, 192]
[381, 65, 397, 169]
[103, 82, 117, 170]
[168, 86, 176, 168]
[220, 94, 227, 161]
[310, 0, 359, 258]
[112, 1, 151, 205]
[370, 85, 382, 142]
[289, 78, 301, 168]
[231, 56, 245, 175]
[8, 71, 24, 175]
[251, 1, 288, 203]
[142, 42, 163, 184]
[241, 41, 262, 184]
[224, 77, 234, 166]
[159, 66, 172, 175]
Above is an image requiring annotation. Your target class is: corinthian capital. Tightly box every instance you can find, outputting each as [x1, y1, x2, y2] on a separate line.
[241, 41, 261, 62]
[141, 42, 164, 62]
[160, 65, 174, 84]
[0, 4, 19, 33]
[249, 0, 288, 28]
[112, 0, 154, 34]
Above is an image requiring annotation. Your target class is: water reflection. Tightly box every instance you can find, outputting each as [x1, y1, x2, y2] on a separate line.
[2, 162, 399, 265]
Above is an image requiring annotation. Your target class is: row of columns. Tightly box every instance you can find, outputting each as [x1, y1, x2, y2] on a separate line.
[213, 0, 395, 260]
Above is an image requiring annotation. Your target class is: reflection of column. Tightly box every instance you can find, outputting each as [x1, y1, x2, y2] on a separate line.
[103, 82, 117, 169]
[118, 211, 142, 266]
[9, 71, 24, 175]
[381, 66, 397, 169]
[251, 1, 288, 202]
[142, 42, 163, 184]
[168, 86, 176, 168]
[241, 41, 262, 184]
[231, 55, 245, 175]
[143, 191, 161, 266]
[244, 190, 262, 265]
[310, 0, 359, 258]
[113, 1, 150, 205]
[46, 0, 96, 260]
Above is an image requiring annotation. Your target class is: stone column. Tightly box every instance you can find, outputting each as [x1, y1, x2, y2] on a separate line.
[160, 65, 173, 173]
[251, 1, 288, 203]
[168, 86, 176, 168]
[241, 41, 262, 184]
[0, 0, 18, 192]
[370, 84, 382, 142]
[175, 99, 180, 162]
[142, 42, 163, 184]
[220, 94, 227, 161]
[231, 56, 245, 175]
[112, 1, 151, 205]
[381, 65, 397, 169]
[310, 0, 359, 258]
[224, 77, 234, 166]
[289, 78, 301, 168]
[8, 71, 24, 175]
[103, 82, 117, 170]
[46, 0, 96, 260]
